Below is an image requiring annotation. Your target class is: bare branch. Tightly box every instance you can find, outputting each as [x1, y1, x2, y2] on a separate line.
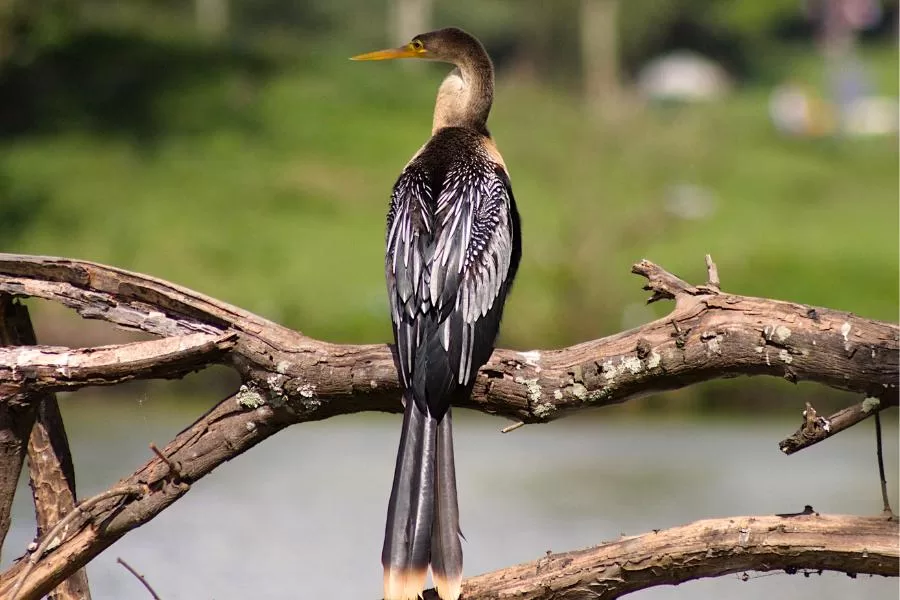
[0, 295, 40, 552]
[0, 293, 91, 597]
[430, 513, 899, 599]
[116, 558, 161, 600]
[500, 421, 525, 433]
[9, 485, 146, 600]
[1, 254, 896, 424]
[28, 395, 92, 599]
[779, 396, 898, 455]
[0, 333, 237, 399]
[148, 443, 185, 484]
[631, 258, 700, 303]
[874, 411, 896, 518]
[0, 253, 897, 598]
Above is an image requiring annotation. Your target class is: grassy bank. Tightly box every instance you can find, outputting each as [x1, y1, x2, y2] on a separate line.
[2, 41, 896, 358]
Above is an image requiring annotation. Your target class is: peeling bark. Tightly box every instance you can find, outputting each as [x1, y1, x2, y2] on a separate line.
[1, 294, 90, 597]
[437, 513, 899, 599]
[0, 295, 39, 554]
[0, 254, 896, 422]
[0, 332, 237, 400]
[28, 396, 91, 599]
[0, 253, 896, 600]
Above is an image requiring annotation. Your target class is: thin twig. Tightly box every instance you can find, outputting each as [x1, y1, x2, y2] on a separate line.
[874, 411, 895, 518]
[117, 557, 162, 600]
[149, 443, 182, 480]
[10, 485, 145, 600]
[500, 421, 525, 433]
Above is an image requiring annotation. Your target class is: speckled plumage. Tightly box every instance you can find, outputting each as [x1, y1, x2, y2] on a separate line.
[387, 127, 520, 413]
[370, 28, 521, 600]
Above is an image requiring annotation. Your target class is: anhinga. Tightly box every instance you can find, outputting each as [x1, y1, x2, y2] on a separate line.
[352, 27, 521, 600]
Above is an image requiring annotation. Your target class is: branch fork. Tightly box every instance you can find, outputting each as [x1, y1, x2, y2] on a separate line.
[0, 252, 896, 599]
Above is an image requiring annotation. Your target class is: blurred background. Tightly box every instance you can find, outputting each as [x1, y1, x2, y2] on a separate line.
[1, 1, 898, 598]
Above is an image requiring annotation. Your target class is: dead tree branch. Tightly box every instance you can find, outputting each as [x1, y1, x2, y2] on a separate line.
[0, 252, 896, 599]
[116, 558, 161, 600]
[9, 485, 146, 600]
[27, 394, 92, 600]
[0, 296, 40, 551]
[1, 293, 91, 598]
[432, 513, 899, 599]
[0, 254, 896, 420]
[874, 411, 895, 517]
[0, 332, 237, 401]
[779, 397, 889, 454]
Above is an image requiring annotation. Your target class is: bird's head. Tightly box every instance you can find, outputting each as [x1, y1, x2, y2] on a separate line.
[351, 27, 483, 66]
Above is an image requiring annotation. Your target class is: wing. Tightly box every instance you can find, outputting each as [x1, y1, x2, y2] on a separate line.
[386, 156, 517, 418]
[386, 167, 434, 393]
[430, 164, 516, 390]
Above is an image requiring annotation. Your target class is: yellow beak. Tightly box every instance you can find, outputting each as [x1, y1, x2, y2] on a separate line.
[351, 44, 421, 61]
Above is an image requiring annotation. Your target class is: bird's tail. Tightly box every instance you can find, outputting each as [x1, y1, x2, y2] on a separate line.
[382, 396, 462, 600]
[431, 408, 463, 600]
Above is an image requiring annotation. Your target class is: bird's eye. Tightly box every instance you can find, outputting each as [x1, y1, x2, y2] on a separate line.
[411, 39, 424, 51]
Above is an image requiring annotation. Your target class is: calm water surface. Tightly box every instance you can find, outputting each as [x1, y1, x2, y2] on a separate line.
[5, 398, 898, 599]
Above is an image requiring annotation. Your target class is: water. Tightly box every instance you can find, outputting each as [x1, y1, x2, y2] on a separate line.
[4, 398, 898, 599]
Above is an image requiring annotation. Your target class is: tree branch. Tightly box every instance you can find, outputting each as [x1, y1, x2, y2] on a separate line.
[1, 253, 896, 423]
[426, 513, 898, 599]
[116, 558, 161, 600]
[27, 372, 92, 599]
[2, 294, 91, 597]
[0, 387, 290, 599]
[0, 295, 40, 552]
[9, 485, 146, 600]
[0, 332, 237, 400]
[779, 397, 897, 455]
[0, 253, 897, 598]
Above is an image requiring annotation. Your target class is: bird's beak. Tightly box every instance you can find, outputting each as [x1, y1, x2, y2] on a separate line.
[351, 43, 422, 61]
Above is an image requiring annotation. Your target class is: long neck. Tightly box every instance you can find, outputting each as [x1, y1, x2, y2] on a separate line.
[431, 52, 494, 134]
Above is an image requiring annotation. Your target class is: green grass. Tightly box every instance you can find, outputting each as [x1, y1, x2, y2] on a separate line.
[2, 44, 897, 352]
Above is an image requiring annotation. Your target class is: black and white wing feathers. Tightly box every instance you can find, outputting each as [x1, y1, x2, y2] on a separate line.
[386, 145, 518, 419]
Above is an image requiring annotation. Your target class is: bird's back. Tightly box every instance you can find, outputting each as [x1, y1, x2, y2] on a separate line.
[386, 127, 521, 418]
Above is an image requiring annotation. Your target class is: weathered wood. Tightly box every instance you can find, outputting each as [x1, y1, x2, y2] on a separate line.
[8, 485, 145, 600]
[779, 398, 887, 454]
[0, 332, 237, 400]
[0, 253, 896, 599]
[433, 513, 899, 599]
[0, 254, 896, 423]
[1, 293, 91, 597]
[0, 295, 40, 554]
[28, 395, 92, 599]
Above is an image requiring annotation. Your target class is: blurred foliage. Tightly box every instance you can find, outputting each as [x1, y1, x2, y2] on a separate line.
[0, 0, 897, 411]
[0, 31, 273, 140]
[0, 0, 76, 65]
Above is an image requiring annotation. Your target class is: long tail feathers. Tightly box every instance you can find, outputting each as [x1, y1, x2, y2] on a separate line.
[383, 394, 436, 600]
[383, 399, 463, 600]
[431, 409, 463, 600]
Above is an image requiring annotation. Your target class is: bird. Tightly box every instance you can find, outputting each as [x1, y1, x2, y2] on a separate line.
[352, 27, 521, 600]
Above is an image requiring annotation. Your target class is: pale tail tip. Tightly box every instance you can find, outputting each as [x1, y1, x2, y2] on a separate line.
[384, 567, 428, 600]
[432, 572, 462, 600]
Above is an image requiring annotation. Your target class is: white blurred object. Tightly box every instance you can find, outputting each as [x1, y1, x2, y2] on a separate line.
[769, 82, 898, 137]
[842, 96, 899, 136]
[768, 83, 835, 137]
[637, 51, 732, 102]
[664, 183, 717, 221]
